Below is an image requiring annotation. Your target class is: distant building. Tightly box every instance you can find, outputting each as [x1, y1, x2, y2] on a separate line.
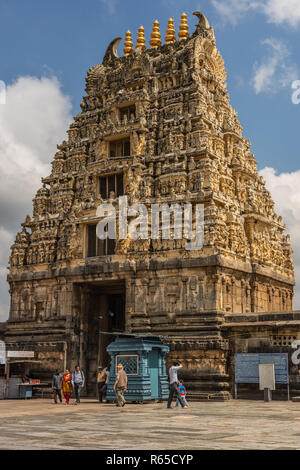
[5, 12, 298, 398]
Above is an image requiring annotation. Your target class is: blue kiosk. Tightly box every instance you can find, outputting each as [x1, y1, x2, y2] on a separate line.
[106, 335, 169, 402]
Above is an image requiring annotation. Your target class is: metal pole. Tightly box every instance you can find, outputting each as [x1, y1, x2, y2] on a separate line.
[235, 383, 237, 399]
[287, 357, 290, 401]
[4, 361, 9, 399]
[264, 387, 272, 402]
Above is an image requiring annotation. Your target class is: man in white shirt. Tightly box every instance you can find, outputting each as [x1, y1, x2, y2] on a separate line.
[71, 365, 85, 405]
[167, 361, 187, 409]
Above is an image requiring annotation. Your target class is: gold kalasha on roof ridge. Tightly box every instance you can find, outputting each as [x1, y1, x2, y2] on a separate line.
[136, 25, 146, 51]
[165, 17, 176, 44]
[123, 30, 133, 56]
[178, 12, 189, 40]
[123, 13, 191, 56]
[149, 19, 161, 48]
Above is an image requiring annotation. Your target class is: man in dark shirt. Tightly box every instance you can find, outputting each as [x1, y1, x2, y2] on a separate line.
[52, 369, 62, 404]
[97, 366, 107, 403]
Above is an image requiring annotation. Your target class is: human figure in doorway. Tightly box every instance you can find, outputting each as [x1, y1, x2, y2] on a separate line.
[167, 361, 187, 409]
[113, 364, 127, 407]
[104, 366, 110, 402]
[72, 365, 85, 405]
[104, 366, 110, 386]
[97, 366, 107, 403]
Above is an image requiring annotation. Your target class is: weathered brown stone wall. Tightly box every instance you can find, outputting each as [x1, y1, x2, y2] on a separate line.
[4, 12, 296, 398]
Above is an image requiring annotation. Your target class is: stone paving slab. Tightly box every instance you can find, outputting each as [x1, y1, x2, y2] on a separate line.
[0, 399, 299, 450]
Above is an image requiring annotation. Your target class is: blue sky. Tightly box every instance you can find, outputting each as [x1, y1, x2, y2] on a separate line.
[1, 0, 300, 172]
[1, 0, 300, 319]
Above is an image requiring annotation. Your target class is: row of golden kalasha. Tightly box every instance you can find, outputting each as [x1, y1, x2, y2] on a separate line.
[123, 13, 190, 55]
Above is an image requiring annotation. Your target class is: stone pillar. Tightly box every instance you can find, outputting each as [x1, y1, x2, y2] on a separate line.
[231, 278, 236, 313]
[212, 274, 221, 311]
[125, 278, 132, 332]
[79, 285, 89, 372]
[98, 294, 109, 367]
[221, 276, 226, 312]
[182, 277, 188, 311]
[251, 282, 259, 312]
[198, 275, 205, 312]
[246, 281, 251, 313]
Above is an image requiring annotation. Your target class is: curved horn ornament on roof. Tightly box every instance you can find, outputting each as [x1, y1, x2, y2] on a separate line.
[193, 11, 210, 32]
[102, 37, 122, 65]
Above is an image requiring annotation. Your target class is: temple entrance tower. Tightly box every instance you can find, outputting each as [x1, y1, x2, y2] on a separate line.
[6, 11, 294, 399]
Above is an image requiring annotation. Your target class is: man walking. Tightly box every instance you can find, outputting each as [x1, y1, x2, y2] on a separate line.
[113, 364, 127, 407]
[52, 369, 62, 404]
[97, 366, 107, 403]
[72, 365, 85, 405]
[167, 361, 187, 409]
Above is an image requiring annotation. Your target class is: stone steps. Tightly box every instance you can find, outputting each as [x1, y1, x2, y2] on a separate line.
[188, 391, 231, 401]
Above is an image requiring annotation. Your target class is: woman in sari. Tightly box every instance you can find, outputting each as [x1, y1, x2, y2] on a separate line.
[61, 369, 72, 405]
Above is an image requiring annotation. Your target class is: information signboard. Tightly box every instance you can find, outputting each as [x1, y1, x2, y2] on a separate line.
[235, 353, 288, 384]
[7, 351, 34, 358]
[259, 364, 275, 390]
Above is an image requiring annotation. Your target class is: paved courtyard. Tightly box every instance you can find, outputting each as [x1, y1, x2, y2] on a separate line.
[0, 398, 299, 450]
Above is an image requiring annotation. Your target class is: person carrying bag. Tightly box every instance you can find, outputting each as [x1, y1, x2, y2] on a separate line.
[72, 365, 85, 405]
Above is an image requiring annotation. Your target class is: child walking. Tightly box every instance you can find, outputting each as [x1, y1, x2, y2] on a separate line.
[175, 380, 189, 407]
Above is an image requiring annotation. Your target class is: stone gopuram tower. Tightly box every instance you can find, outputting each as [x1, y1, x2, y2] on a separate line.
[6, 12, 295, 398]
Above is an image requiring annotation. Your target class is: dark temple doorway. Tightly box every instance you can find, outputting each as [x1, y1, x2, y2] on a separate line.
[77, 281, 125, 395]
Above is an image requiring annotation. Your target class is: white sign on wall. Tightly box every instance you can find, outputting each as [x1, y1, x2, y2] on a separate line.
[7, 351, 34, 358]
[259, 364, 275, 390]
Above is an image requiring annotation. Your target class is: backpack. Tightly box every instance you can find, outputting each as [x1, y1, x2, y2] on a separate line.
[73, 370, 84, 384]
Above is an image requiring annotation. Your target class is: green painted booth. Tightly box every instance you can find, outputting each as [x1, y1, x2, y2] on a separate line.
[106, 335, 169, 402]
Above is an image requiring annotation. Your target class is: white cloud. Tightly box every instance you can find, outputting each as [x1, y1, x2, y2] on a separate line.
[260, 167, 300, 309]
[252, 38, 297, 94]
[0, 81, 6, 105]
[0, 228, 14, 322]
[0, 228, 14, 266]
[100, 0, 117, 15]
[0, 76, 72, 204]
[263, 0, 300, 28]
[211, 0, 300, 27]
[0, 267, 9, 322]
[0, 76, 72, 322]
[210, 0, 259, 25]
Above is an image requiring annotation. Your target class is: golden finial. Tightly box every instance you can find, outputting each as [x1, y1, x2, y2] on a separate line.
[149, 20, 162, 48]
[165, 17, 176, 44]
[178, 12, 189, 40]
[123, 30, 133, 56]
[136, 25, 146, 51]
